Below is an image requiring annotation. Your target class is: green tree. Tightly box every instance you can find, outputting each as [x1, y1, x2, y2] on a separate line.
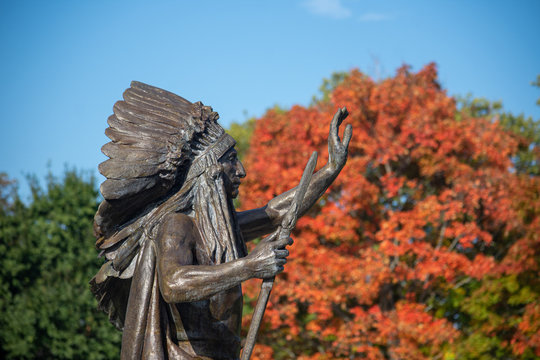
[446, 77, 540, 359]
[0, 170, 121, 359]
[0, 172, 17, 209]
[457, 88, 540, 176]
[227, 117, 256, 161]
[311, 71, 349, 104]
[533, 75, 540, 107]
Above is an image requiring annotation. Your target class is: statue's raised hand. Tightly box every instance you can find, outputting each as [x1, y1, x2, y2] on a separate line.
[328, 107, 352, 171]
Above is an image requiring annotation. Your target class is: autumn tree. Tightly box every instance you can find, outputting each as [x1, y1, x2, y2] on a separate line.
[239, 65, 540, 359]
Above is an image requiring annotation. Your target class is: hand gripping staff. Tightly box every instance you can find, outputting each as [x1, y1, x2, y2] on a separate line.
[241, 151, 318, 360]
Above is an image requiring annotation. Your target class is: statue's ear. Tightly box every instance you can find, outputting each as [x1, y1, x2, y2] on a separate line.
[207, 163, 225, 180]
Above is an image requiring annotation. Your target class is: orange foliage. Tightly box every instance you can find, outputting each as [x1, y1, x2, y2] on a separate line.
[240, 64, 540, 359]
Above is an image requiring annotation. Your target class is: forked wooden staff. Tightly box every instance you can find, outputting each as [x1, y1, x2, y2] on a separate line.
[241, 151, 318, 360]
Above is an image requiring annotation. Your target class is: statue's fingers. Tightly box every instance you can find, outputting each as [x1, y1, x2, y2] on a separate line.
[337, 107, 349, 127]
[276, 258, 287, 266]
[330, 108, 342, 137]
[343, 124, 353, 149]
[275, 235, 293, 248]
[272, 236, 286, 248]
[274, 249, 289, 258]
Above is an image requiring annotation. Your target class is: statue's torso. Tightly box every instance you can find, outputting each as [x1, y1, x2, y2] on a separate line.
[171, 287, 243, 358]
[163, 217, 244, 359]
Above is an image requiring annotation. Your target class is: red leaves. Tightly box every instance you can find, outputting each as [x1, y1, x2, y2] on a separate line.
[512, 303, 540, 356]
[240, 64, 540, 359]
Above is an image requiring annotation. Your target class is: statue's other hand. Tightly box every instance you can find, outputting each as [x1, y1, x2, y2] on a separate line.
[246, 232, 293, 279]
[328, 107, 352, 171]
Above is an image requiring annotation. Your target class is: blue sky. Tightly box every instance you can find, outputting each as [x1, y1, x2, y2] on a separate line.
[1, 0, 539, 196]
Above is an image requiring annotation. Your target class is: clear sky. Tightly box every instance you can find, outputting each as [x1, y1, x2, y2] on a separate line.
[1, 0, 539, 197]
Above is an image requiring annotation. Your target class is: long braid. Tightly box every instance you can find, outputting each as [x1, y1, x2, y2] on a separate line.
[194, 153, 241, 264]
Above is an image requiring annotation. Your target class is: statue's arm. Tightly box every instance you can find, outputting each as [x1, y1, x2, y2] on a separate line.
[238, 165, 341, 240]
[157, 213, 291, 303]
[238, 107, 352, 241]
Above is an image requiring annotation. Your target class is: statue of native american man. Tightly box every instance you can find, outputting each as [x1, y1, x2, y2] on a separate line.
[90, 81, 352, 360]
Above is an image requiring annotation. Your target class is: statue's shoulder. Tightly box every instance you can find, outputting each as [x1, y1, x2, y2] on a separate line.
[158, 212, 199, 248]
[162, 212, 194, 227]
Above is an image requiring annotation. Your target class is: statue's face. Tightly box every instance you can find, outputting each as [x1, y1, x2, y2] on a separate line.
[219, 148, 246, 199]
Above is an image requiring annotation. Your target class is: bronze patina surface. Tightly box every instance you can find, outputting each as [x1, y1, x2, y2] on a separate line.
[91, 82, 352, 359]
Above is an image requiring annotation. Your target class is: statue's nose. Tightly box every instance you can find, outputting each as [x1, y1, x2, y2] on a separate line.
[236, 161, 246, 178]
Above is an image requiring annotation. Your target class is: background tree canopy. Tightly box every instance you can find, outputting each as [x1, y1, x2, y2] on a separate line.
[0, 170, 121, 359]
[1, 64, 538, 359]
[240, 64, 540, 359]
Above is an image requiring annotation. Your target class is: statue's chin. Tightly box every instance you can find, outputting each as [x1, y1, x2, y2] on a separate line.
[230, 185, 240, 199]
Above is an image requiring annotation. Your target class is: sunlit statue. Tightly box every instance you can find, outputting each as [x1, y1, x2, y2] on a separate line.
[91, 82, 351, 359]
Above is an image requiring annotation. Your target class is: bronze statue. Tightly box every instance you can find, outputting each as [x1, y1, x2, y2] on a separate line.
[91, 81, 352, 360]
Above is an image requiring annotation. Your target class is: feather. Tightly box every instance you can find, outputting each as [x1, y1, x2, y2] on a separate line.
[101, 143, 167, 163]
[104, 127, 163, 149]
[90, 273, 130, 330]
[113, 102, 181, 134]
[123, 91, 189, 123]
[118, 254, 137, 279]
[108, 112, 173, 140]
[130, 81, 192, 109]
[112, 228, 143, 271]
[100, 177, 159, 200]
[123, 89, 192, 121]
[99, 159, 162, 179]
[100, 212, 147, 250]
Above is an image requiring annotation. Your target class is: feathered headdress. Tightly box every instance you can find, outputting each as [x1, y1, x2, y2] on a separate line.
[94, 81, 235, 245]
[91, 82, 236, 328]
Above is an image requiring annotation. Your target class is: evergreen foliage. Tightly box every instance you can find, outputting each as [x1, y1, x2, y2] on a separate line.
[0, 170, 120, 359]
